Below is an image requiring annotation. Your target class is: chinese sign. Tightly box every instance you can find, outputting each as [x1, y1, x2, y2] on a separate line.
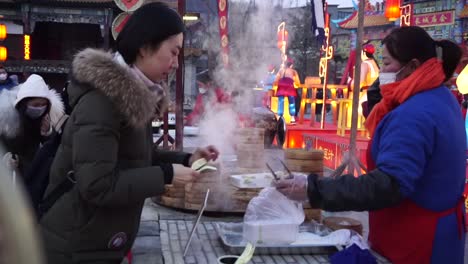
[411, 10, 455, 28]
[24, 34, 30, 60]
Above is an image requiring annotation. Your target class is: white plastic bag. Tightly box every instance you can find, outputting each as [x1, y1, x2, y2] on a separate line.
[243, 187, 305, 245]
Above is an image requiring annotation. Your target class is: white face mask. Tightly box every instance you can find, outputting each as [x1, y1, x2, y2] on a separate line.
[199, 88, 207, 94]
[379, 65, 406, 85]
[0, 73, 7, 81]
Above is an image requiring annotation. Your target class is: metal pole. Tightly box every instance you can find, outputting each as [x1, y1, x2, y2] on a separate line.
[348, 0, 365, 174]
[175, 0, 186, 151]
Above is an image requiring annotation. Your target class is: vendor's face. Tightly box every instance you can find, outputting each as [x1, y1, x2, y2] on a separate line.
[382, 45, 420, 82]
[136, 33, 183, 82]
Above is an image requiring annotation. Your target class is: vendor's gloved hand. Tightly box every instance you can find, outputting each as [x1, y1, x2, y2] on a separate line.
[275, 174, 308, 201]
[189, 145, 219, 166]
[2, 152, 19, 170]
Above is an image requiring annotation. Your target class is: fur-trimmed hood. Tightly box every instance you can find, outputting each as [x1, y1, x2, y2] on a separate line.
[15, 74, 65, 130]
[0, 87, 20, 137]
[71, 48, 161, 127]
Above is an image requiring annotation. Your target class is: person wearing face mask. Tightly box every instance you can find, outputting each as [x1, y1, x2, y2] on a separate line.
[276, 26, 465, 264]
[0, 74, 64, 179]
[0, 66, 18, 92]
[40, 3, 219, 263]
[185, 73, 230, 126]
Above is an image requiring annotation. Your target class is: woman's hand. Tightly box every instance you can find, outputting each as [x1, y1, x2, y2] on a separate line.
[275, 174, 308, 201]
[189, 145, 219, 166]
[172, 164, 200, 186]
[41, 114, 53, 136]
[2, 152, 19, 170]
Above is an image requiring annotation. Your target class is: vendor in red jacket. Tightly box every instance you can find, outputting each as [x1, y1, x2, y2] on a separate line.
[185, 74, 230, 126]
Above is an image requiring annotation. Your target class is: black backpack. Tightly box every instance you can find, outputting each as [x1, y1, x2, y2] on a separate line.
[23, 120, 75, 219]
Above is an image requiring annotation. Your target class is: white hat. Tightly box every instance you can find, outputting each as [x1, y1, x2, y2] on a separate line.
[14, 74, 50, 107]
[14, 74, 65, 127]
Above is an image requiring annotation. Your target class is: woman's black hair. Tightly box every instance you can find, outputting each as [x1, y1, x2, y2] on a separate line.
[116, 2, 185, 65]
[382, 26, 461, 82]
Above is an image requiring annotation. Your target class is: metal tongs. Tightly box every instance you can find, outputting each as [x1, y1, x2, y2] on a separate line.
[265, 158, 294, 181]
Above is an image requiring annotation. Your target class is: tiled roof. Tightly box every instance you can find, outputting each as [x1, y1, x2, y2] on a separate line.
[338, 11, 393, 29]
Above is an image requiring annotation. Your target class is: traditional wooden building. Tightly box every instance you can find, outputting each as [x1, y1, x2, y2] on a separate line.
[333, 0, 396, 63]
[0, 0, 119, 88]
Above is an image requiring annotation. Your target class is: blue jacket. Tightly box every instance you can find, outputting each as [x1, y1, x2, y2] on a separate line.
[371, 86, 466, 263]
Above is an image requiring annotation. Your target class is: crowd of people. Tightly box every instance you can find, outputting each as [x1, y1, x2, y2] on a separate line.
[0, 2, 466, 263]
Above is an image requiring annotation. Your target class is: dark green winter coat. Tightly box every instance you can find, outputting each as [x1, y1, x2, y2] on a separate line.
[40, 49, 190, 263]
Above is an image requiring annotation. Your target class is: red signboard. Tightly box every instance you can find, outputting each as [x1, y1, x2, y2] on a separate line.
[217, 0, 229, 67]
[411, 10, 455, 27]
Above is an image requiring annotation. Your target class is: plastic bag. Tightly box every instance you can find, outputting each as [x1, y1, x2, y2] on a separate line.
[243, 187, 305, 245]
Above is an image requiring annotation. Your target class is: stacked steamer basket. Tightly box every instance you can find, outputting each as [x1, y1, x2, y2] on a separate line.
[160, 183, 186, 208]
[284, 148, 324, 222]
[230, 187, 263, 211]
[236, 128, 265, 169]
[184, 165, 228, 211]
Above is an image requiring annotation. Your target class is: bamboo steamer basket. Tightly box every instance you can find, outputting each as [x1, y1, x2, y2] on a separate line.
[284, 148, 324, 174]
[284, 148, 324, 160]
[323, 216, 363, 235]
[236, 128, 265, 169]
[302, 202, 322, 222]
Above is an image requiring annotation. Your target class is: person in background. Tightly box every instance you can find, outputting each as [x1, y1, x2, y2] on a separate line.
[185, 73, 230, 126]
[261, 64, 277, 108]
[1, 74, 64, 178]
[0, 66, 18, 91]
[276, 26, 465, 264]
[358, 42, 379, 116]
[274, 58, 300, 123]
[40, 3, 219, 263]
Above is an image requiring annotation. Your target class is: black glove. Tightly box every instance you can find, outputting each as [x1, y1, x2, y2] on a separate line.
[307, 169, 403, 212]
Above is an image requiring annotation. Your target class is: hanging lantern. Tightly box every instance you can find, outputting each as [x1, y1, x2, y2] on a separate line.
[277, 29, 289, 50]
[385, 0, 401, 21]
[457, 65, 468, 94]
[0, 24, 6, 41]
[0, 46, 7, 61]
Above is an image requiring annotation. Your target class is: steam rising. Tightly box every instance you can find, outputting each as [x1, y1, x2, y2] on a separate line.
[198, 2, 286, 156]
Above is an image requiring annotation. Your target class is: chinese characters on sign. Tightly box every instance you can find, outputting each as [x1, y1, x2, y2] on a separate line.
[411, 10, 454, 27]
[24, 35, 30, 60]
[217, 0, 229, 67]
[318, 146, 335, 161]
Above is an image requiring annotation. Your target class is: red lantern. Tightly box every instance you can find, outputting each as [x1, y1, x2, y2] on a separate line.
[0, 24, 6, 41]
[277, 29, 289, 49]
[385, 0, 401, 21]
[0, 46, 7, 61]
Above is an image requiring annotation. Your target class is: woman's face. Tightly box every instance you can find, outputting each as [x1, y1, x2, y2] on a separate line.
[26, 97, 48, 108]
[381, 45, 403, 74]
[136, 33, 183, 82]
[382, 44, 419, 81]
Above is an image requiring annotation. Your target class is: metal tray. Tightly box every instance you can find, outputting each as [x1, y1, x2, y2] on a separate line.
[214, 222, 342, 255]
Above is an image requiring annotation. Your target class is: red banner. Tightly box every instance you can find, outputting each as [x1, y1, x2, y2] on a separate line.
[217, 0, 229, 67]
